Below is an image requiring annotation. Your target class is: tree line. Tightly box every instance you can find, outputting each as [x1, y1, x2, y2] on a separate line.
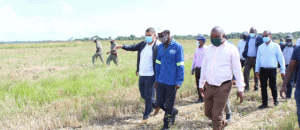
[87, 31, 300, 41]
[1, 31, 299, 44]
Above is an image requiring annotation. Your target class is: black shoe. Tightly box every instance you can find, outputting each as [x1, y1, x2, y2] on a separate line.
[258, 104, 268, 109]
[254, 86, 258, 91]
[226, 113, 231, 122]
[274, 101, 279, 106]
[195, 99, 204, 103]
[171, 108, 178, 125]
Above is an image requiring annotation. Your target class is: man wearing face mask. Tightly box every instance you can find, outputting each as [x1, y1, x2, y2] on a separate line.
[255, 30, 285, 109]
[242, 27, 263, 92]
[199, 26, 245, 130]
[281, 34, 297, 99]
[154, 29, 184, 130]
[238, 32, 248, 68]
[191, 36, 207, 103]
[113, 27, 159, 124]
[106, 38, 118, 66]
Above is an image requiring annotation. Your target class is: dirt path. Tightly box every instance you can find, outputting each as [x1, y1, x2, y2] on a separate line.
[60, 88, 296, 130]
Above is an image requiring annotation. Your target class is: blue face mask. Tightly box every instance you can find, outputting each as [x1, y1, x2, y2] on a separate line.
[249, 33, 256, 38]
[263, 37, 270, 43]
[145, 36, 153, 43]
[280, 41, 283, 44]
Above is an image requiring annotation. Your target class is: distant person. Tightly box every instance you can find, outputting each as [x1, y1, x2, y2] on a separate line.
[281, 34, 297, 99]
[255, 30, 285, 109]
[154, 29, 184, 129]
[113, 27, 159, 124]
[242, 27, 263, 92]
[280, 38, 284, 45]
[280, 46, 300, 128]
[238, 31, 248, 68]
[191, 36, 207, 103]
[92, 38, 104, 65]
[106, 38, 118, 66]
[199, 26, 245, 129]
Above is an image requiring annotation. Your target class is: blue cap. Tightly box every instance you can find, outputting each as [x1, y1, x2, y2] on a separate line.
[195, 36, 206, 43]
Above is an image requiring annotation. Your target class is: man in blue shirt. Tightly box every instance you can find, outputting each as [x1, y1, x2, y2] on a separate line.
[154, 29, 184, 129]
[255, 30, 285, 109]
[280, 46, 300, 128]
[242, 27, 263, 92]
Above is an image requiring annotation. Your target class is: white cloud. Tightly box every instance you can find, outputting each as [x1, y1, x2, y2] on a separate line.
[59, 2, 75, 13]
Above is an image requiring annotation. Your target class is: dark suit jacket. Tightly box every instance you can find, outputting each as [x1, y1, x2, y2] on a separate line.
[122, 41, 159, 74]
[242, 35, 264, 58]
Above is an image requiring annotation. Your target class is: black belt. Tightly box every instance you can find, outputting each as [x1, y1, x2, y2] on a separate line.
[208, 80, 232, 87]
[248, 57, 256, 59]
[260, 67, 277, 69]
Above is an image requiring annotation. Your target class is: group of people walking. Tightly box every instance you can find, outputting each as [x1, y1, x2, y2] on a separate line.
[96, 26, 299, 130]
[92, 38, 119, 66]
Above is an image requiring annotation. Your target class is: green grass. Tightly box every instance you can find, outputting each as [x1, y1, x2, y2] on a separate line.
[1, 39, 291, 129]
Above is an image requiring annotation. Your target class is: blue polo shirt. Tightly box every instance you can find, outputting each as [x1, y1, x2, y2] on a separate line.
[291, 46, 300, 91]
[155, 39, 185, 86]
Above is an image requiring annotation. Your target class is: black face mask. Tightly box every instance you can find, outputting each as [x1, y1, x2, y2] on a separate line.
[110, 41, 113, 44]
[243, 35, 247, 40]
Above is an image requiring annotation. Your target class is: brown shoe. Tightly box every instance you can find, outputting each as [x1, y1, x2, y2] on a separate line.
[154, 107, 161, 116]
[140, 119, 148, 124]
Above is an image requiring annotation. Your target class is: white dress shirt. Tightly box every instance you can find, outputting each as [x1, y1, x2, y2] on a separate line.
[255, 42, 285, 73]
[139, 43, 154, 76]
[199, 41, 245, 92]
[237, 40, 246, 60]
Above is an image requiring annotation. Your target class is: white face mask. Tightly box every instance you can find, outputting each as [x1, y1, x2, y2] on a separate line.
[196, 41, 200, 46]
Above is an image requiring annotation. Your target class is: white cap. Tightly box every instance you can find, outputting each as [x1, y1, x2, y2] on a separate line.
[110, 38, 115, 41]
[93, 38, 97, 41]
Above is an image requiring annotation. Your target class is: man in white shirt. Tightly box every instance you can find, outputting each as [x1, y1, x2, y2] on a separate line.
[199, 26, 245, 129]
[255, 30, 285, 109]
[237, 32, 248, 68]
[114, 27, 159, 124]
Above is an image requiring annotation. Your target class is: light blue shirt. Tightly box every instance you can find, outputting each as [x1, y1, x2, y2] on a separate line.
[255, 42, 285, 73]
[247, 37, 257, 57]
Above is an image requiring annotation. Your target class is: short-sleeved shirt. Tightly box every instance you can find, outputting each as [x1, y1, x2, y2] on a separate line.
[291, 46, 300, 91]
[96, 41, 102, 52]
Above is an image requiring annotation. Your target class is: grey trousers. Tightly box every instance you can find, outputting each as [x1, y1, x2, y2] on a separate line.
[244, 57, 258, 89]
[92, 52, 104, 64]
[106, 54, 118, 66]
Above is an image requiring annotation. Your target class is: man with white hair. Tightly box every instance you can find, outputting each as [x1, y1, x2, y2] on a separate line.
[106, 38, 118, 66]
[92, 38, 104, 65]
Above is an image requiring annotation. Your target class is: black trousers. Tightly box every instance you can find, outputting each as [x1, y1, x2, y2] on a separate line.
[240, 59, 245, 68]
[156, 82, 177, 129]
[259, 68, 277, 105]
[195, 67, 203, 100]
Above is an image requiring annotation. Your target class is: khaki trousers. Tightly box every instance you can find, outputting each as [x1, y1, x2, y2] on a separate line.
[204, 81, 232, 130]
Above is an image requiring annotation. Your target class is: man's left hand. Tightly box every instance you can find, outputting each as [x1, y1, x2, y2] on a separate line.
[175, 84, 181, 90]
[237, 91, 244, 104]
[281, 73, 285, 79]
[106, 52, 109, 55]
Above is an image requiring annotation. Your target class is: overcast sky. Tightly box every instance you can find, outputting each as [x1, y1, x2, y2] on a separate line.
[0, 0, 299, 41]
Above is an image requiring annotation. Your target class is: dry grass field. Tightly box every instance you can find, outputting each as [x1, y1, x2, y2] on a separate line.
[0, 39, 298, 130]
